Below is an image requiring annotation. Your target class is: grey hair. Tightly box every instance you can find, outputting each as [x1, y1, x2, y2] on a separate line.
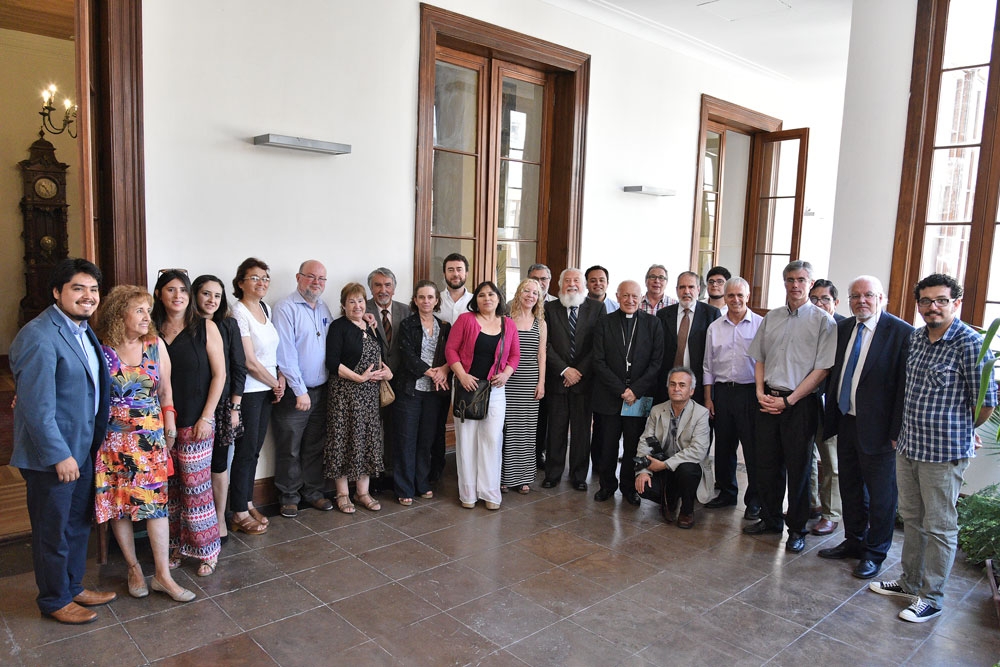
[782, 260, 814, 280]
[367, 267, 397, 288]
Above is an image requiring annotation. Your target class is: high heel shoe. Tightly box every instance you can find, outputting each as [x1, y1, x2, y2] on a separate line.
[149, 577, 196, 602]
[127, 563, 148, 598]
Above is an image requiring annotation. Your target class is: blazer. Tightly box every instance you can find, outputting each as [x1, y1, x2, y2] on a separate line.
[393, 313, 451, 397]
[445, 312, 520, 378]
[656, 302, 720, 402]
[591, 310, 664, 415]
[9, 305, 111, 470]
[823, 312, 913, 455]
[637, 399, 711, 471]
[366, 299, 410, 373]
[544, 297, 604, 395]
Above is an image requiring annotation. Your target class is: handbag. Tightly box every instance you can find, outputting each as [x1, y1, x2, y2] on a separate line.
[453, 318, 505, 422]
[379, 379, 396, 407]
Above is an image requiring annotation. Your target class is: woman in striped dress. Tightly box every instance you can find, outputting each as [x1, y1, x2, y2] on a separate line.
[501, 279, 546, 493]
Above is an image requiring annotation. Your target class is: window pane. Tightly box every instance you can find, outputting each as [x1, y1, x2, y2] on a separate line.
[496, 241, 536, 303]
[753, 253, 791, 310]
[754, 197, 794, 254]
[942, 0, 996, 69]
[432, 237, 475, 290]
[935, 68, 988, 146]
[498, 161, 539, 240]
[984, 302, 1000, 331]
[434, 61, 478, 152]
[700, 192, 717, 251]
[759, 138, 800, 197]
[919, 224, 971, 285]
[926, 147, 980, 222]
[704, 131, 721, 190]
[987, 222, 1000, 302]
[432, 151, 477, 236]
[500, 78, 543, 162]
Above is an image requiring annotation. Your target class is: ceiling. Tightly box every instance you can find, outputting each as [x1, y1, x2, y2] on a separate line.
[0, 0, 74, 40]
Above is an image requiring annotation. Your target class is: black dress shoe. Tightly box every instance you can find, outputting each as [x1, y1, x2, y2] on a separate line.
[786, 535, 806, 553]
[744, 505, 761, 520]
[704, 495, 737, 509]
[594, 488, 614, 502]
[818, 541, 856, 560]
[541, 479, 558, 489]
[853, 559, 881, 579]
[572, 482, 588, 492]
[743, 520, 782, 535]
[623, 491, 641, 506]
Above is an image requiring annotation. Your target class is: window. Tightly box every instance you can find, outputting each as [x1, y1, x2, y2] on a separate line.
[415, 5, 589, 299]
[891, 0, 1000, 324]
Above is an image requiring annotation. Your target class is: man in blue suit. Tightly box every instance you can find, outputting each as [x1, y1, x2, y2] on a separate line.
[10, 258, 115, 624]
[819, 276, 913, 579]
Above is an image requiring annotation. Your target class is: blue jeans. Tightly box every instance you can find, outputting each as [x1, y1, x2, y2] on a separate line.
[393, 390, 448, 499]
[896, 453, 968, 608]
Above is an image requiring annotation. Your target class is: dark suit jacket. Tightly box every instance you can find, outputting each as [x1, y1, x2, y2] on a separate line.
[544, 297, 604, 395]
[9, 305, 111, 470]
[656, 302, 720, 402]
[823, 312, 913, 454]
[366, 299, 409, 373]
[591, 310, 664, 415]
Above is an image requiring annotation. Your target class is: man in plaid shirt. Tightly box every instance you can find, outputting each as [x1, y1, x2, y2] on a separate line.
[869, 274, 997, 623]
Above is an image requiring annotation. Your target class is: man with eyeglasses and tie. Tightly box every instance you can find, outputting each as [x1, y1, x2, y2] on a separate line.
[272, 260, 335, 517]
[656, 271, 720, 405]
[869, 273, 996, 623]
[818, 276, 912, 580]
[744, 260, 836, 554]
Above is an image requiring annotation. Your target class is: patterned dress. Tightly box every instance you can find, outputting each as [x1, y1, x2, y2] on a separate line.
[502, 318, 540, 487]
[325, 331, 384, 480]
[95, 340, 169, 522]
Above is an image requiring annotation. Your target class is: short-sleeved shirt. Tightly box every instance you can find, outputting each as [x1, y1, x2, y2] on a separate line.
[703, 309, 763, 386]
[897, 318, 997, 462]
[748, 301, 836, 391]
[232, 300, 280, 393]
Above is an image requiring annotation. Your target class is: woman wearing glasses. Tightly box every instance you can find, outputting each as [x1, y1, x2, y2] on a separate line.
[152, 269, 225, 576]
[228, 258, 284, 534]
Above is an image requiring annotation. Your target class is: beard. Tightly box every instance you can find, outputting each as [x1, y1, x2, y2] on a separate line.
[559, 291, 586, 308]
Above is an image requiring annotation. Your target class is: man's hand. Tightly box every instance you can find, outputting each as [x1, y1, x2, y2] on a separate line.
[635, 472, 652, 493]
[644, 457, 667, 473]
[705, 397, 715, 418]
[363, 312, 377, 328]
[622, 388, 637, 406]
[563, 368, 583, 387]
[295, 394, 311, 411]
[757, 394, 785, 415]
[55, 456, 79, 483]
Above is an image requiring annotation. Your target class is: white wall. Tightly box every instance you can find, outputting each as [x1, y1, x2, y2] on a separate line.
[0, 29, 82, 354]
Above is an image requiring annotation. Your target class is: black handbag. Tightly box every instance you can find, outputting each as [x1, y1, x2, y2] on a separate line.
[453, 318, 505, 422]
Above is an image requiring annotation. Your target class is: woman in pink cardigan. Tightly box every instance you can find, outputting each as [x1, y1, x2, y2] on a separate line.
[445, 281, 520, 509]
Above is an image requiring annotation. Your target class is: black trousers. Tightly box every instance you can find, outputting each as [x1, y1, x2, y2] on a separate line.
[712, 383, 758, 507]
[230, 390, 273, 512]
[595, 412, 645, 494]
[755, 393, 817, 534]
[545, 392, 593, 485]
[271, 386, 328, 505]
[837, 414, 897, 563]
[638, 461, 702, 514]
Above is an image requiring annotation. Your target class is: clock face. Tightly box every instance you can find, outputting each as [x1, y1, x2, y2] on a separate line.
[34, 177, 58, 199]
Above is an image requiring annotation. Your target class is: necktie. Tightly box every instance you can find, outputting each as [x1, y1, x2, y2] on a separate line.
[838, 322, 865, 415]
[674, 308, 690, 368]
[569, 305, 578, 360]
[381, 309, 392, 344]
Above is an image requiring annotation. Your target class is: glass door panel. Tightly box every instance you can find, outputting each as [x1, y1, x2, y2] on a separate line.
[496, 241, 537, 302]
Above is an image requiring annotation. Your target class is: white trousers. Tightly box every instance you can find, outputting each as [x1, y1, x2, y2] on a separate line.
[454, 387, 505, 505]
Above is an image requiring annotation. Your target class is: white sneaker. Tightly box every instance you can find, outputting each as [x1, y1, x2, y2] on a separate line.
[869, 580, 916, 600]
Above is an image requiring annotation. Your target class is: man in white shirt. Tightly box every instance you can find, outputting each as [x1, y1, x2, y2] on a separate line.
[439, 253, 472, 325]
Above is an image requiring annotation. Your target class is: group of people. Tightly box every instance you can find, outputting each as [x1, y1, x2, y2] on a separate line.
[9, 253, 995, 629]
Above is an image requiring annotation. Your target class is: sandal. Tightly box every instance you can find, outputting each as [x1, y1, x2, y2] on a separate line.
[356, 493, 382, 511]
[197, 558, 217, 577]
[335, 494, 355, 514]
[168, 550, 181, 570]
[229, 513, 268, 535]
[419, 491, 434, 499]
[518, 485, 531, 495]
[248, 507, 270, 525]
[398, 498, 413, 506]
[501, 485, 509, 494]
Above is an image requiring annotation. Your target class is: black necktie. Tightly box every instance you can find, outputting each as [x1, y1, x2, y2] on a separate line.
[569, 305, 578, 359]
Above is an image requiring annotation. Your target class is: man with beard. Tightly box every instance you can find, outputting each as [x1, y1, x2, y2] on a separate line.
[528, 263, 558, 302]
[541, 268, 604, 491]
[439, 253, 472, 325]
[272, 260, 335, 517]
[704, 266, 730, 313]
[585, 265, 618, 313]
[656, 271, 720, 404]
[10, 258, 116, 624]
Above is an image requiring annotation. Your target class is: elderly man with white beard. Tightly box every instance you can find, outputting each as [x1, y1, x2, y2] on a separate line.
[540, 268, 605, 491]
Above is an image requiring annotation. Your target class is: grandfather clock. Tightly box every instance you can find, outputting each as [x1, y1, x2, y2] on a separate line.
[18, 131, 70, 327]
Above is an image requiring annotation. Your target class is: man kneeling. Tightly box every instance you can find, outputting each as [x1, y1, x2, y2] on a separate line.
[634, 367, 710, 528]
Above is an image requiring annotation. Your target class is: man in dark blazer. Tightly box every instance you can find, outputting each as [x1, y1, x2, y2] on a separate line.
[819, 275, 913, 579]
[592, 280, 664, 504]
[542, 268, 604, 491]
[656, 271, 720, 403]
[9, 259, 114, 625]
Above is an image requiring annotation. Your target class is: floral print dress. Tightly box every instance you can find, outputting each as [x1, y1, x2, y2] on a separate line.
[95, 340, 169, 522]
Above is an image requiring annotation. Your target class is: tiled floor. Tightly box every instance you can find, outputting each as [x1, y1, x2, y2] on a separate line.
[1, 461, 998, 666]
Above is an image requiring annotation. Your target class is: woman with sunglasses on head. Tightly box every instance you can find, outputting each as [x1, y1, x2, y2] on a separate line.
[192, 275, 246, 544]
[152, 269, 225, 577]
[228, 258, 284, 534]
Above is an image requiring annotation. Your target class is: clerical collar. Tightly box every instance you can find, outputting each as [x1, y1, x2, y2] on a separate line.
[624, 313, 634, 319]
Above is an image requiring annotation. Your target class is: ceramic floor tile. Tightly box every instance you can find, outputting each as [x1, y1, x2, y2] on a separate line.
[621, 568, 731, 617]
[460, 544, 557, 587]
[330, 582, 440, 640]
[505, 618, 625, 666]
[256, 533, 350, 574]
[691, 599, 809, 659]
[374, 612, 498, 663]
[735, 576, 845, 627]
[904, 631, 1000, 666]
[187, 550, 283, 597]
[377, 505, 456, 538]
[509, 567, 613, 617]
[291, 556, 390, 604]
[214, 576, 322, 630]
[812, 600, 934, 661]
[514, 528, 599, 566]
[560, 547, 654, 590]
[249, 606, 368, 665]
[324, 520, 410, 555]
[124, 599, 241, 661]
[767, 630, 897, 667]
[16, 624, 146, 667]
[356, 538, 450, 580]
[567, 591, 675, 654]
[451, 588, 561, 647]
[397, 561, 502, 611]
[152, 633, 278, 666]
[415, 520, 508, 559]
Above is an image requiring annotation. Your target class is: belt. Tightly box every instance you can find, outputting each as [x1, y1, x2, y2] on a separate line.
[716, 381, 754, 388]
[764, 385, 792, 397]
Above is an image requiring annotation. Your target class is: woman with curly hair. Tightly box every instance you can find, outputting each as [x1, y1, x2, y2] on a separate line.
[94, 285, 194, 603]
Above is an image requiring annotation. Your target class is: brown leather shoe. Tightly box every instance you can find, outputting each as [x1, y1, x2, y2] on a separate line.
[677, 513, 695, 529]
[811, 518, 838, 535]
[73, 589, 117, 606]
[46, 602, 97, 625]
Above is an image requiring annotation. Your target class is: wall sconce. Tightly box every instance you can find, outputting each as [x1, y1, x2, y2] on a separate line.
[40, 84, 78, 138]
[623, 185, 675, 196]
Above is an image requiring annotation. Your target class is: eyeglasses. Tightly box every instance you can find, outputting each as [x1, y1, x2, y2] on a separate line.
[809, 295, 834, 304]
[848, 292, 878, 301]
[917, 297, 954, 308]
[298, 273, 327, 283]
[706, 278, 726, 286]
[245, 275, 271, 284]
[646, 275, 667, 282]
[784, 277, 810, 285]
[157, 268, 188, 277]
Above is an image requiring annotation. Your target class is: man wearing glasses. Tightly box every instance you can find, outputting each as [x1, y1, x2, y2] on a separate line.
[870, 273, 996, 623]
[745, 260, 836, 553]
[272, 260, 335, 517]
[704, 266, 730, 313]
[640, 264, 676, 316]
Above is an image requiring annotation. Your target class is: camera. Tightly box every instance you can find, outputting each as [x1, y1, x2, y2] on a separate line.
[632, 436, 666, 471]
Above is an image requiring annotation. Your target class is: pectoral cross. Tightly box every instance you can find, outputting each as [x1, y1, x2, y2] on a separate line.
[626, 360, 632, 373]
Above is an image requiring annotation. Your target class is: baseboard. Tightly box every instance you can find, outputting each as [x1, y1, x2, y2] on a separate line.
[252, 476, 278, 510]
